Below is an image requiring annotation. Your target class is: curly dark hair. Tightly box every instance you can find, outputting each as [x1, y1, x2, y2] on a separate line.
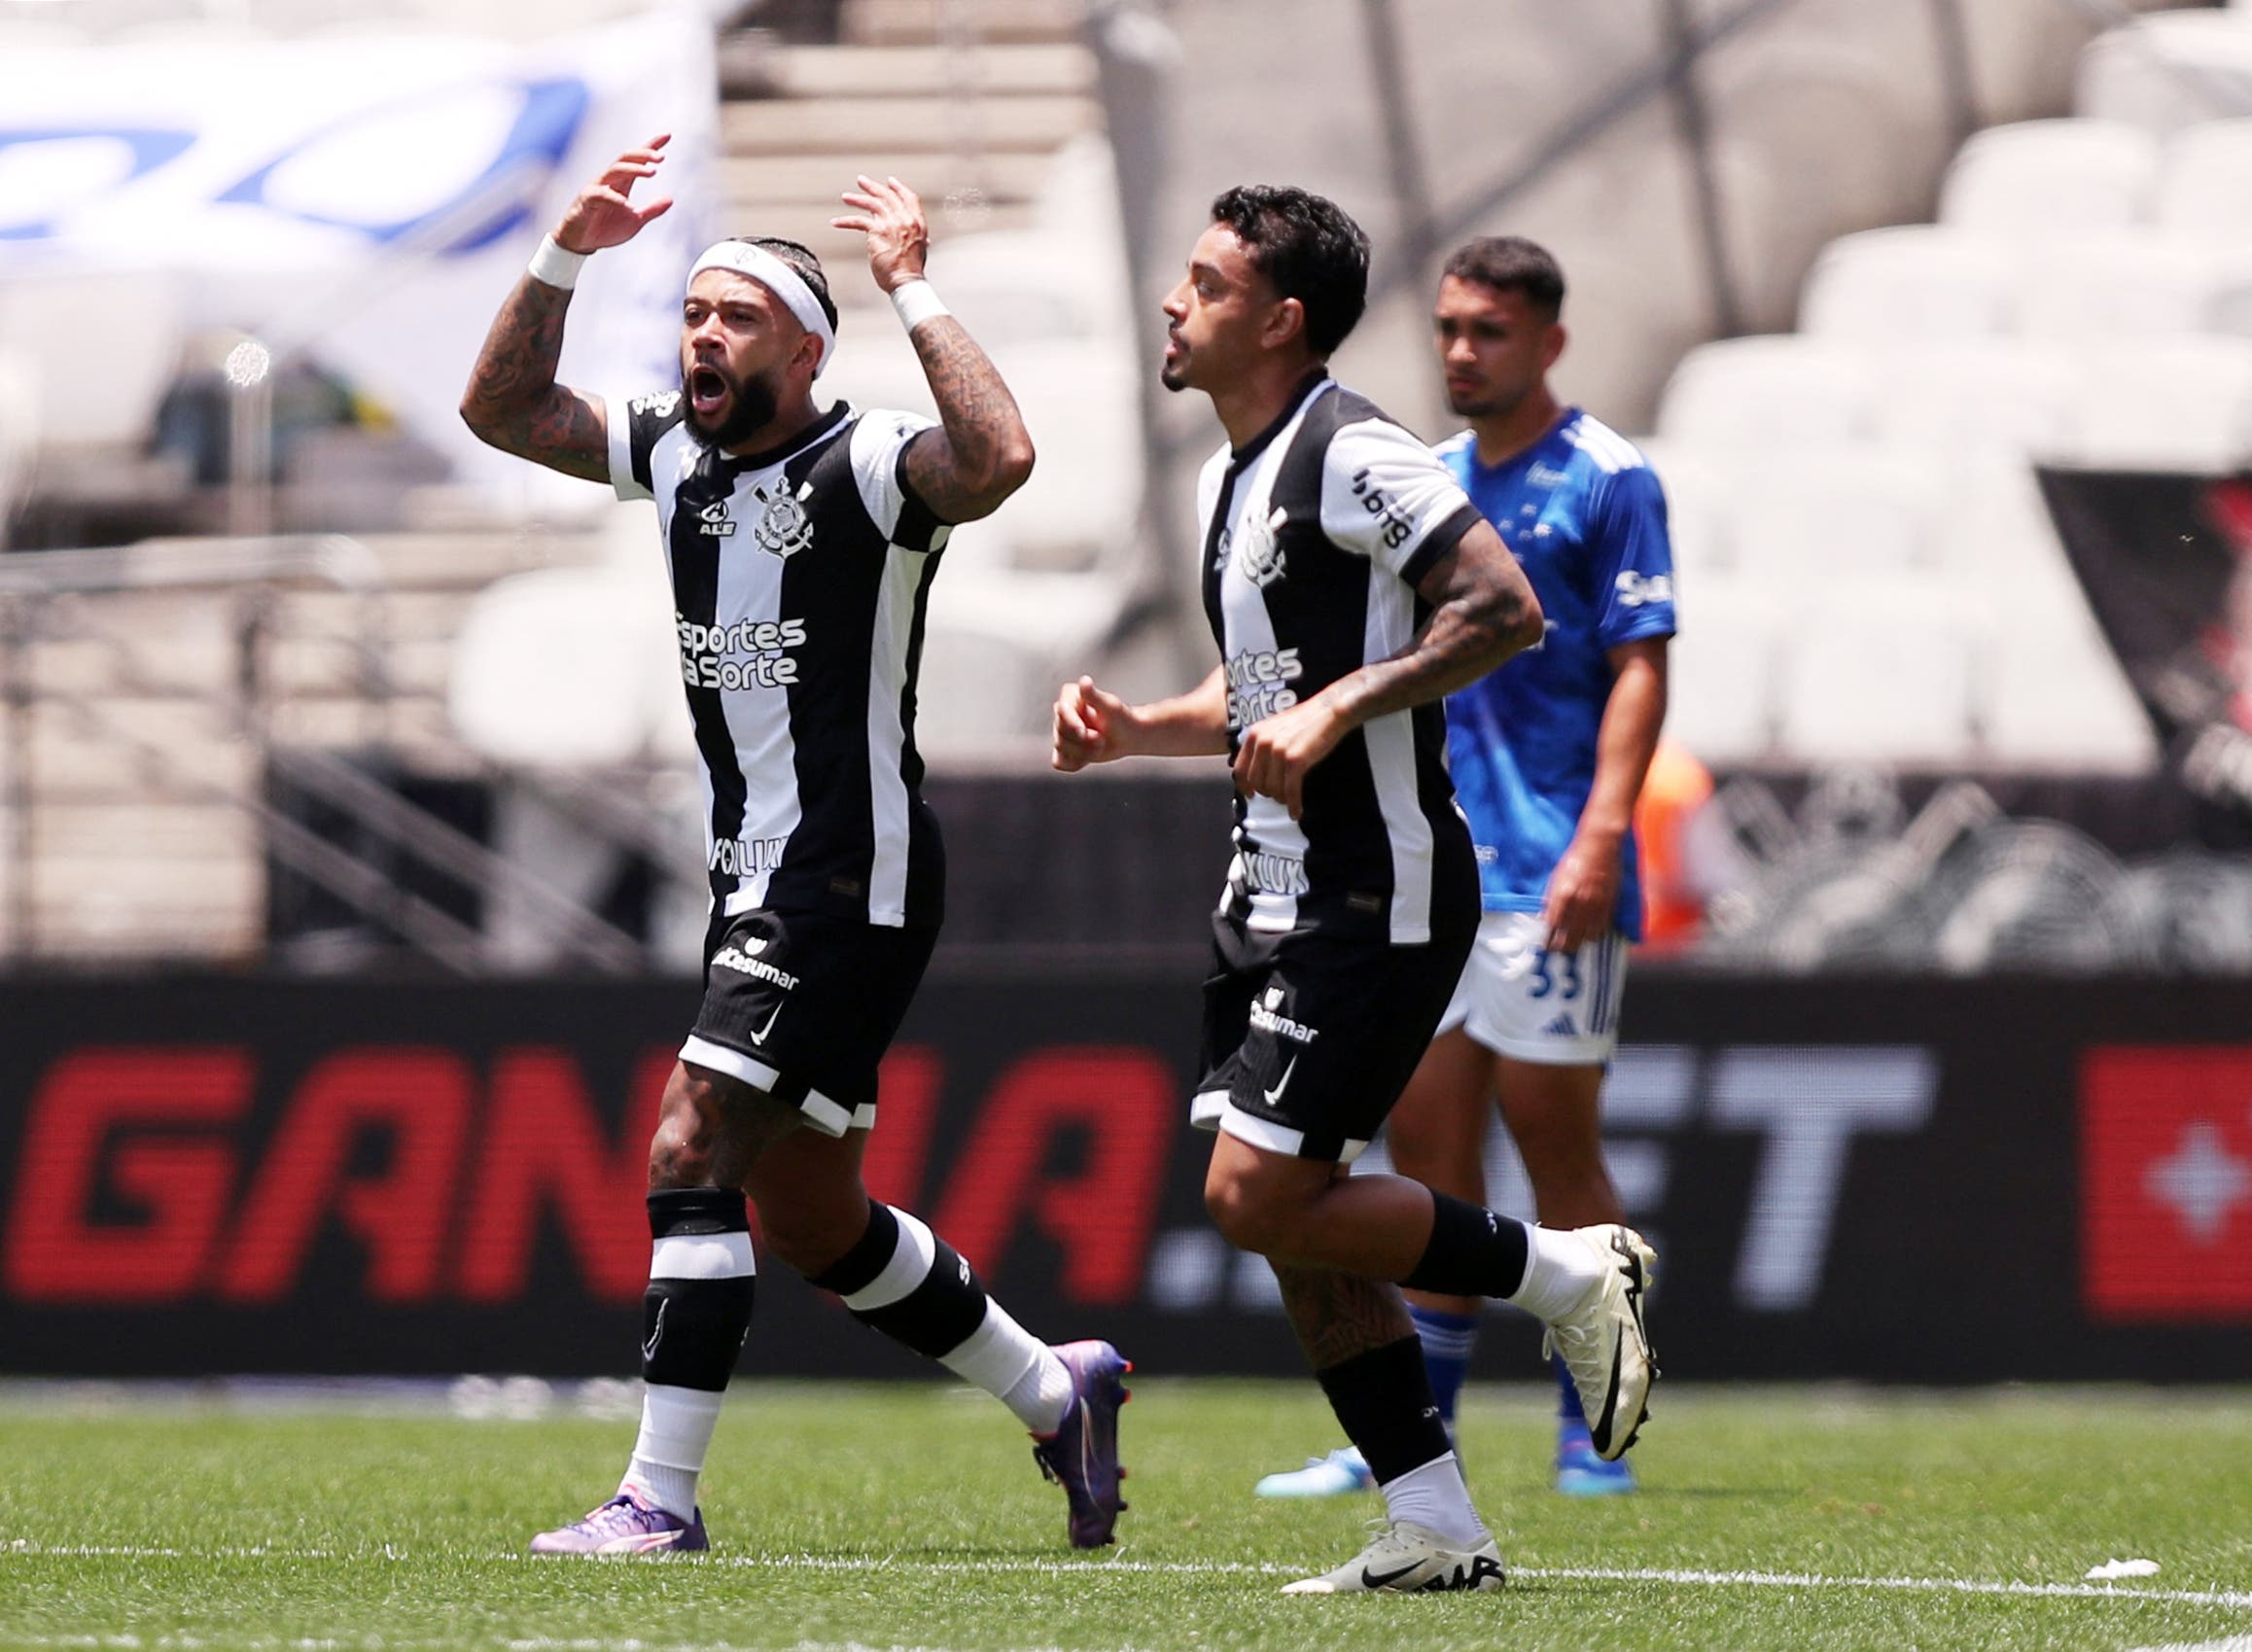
[1441, 235, 1566, 321]
[1209, 185, 1370, 358]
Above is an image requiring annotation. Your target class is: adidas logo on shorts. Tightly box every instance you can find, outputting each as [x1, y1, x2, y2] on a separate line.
[1541, 1012, 1578, 1038]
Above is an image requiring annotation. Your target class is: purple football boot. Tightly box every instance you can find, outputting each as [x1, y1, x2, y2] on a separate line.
[528, 1492, 708, 1556]
[1031, 1340, 1131, 1548]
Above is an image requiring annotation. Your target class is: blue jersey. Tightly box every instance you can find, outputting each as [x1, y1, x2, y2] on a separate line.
[1437, 410, 1676, 941]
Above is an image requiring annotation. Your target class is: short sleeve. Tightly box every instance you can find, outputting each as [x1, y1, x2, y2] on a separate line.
[1318, 416, 1485, 585]
[1591, 462, 1678, 649]
[849, 407, 947, 552]
[604, 389, 686, 503]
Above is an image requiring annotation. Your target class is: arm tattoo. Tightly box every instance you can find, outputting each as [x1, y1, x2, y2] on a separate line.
[900, 315, 1034, 523]
[460, 273, 611, 484]
[1273, 1263, 1416, 1370]
[1334, 526, 1542, 725]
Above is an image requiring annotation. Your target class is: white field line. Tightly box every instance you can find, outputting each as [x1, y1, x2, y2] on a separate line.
[8, 1540, 2252, 1613]
[2125, 1639, 2252, 1652]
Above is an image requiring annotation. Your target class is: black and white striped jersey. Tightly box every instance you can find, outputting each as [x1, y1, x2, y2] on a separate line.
[1199, 373, 1486, 946]
[606, 392, 947, 929]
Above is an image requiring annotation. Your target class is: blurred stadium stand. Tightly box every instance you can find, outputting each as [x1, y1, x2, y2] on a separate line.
[10, 0, 2252, 975]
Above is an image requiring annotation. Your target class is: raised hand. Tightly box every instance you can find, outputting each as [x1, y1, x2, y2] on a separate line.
[554, 135, 674, 255]
[832, 174, 931, 295]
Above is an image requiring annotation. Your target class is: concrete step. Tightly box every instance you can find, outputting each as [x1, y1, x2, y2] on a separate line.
[840, 0, 1084, 47]
[756, 40, 1096, 97]
[722, 93, 1099, 157]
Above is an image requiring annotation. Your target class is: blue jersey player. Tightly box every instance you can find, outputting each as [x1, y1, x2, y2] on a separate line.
[1259, 235, 1674, 1501]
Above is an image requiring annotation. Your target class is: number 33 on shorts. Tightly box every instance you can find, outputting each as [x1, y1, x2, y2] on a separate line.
[1437, 909, 1629, 1066]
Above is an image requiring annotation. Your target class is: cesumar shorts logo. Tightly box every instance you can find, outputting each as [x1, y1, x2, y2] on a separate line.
[1225, 645, 1303, 728]
[753, 481, 816, 559]
[677, 614, 810, 690]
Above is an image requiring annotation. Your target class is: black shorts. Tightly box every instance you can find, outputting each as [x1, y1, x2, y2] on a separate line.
[680, 905, 938, 1138]
[1192, 910, 1474, 1163]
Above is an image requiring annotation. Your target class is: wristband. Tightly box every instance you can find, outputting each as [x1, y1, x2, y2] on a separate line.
[528, 235, 588, 291]
[891, 279, 949, 333]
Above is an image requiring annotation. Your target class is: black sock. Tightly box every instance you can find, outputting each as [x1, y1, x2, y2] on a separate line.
[808, 1201, 989, 1358]
[1399, 1191, 1531, 1300]
[1313, 1336, 1453, 1486]
[643, 1188, 757, 1391]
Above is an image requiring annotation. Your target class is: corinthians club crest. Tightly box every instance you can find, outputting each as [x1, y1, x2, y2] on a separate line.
[752, 480, 816, 559]
[1227, 505, 1288, 588]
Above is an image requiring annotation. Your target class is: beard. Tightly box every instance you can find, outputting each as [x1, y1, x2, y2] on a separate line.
[1446, 377, 1529, 421]
[685, 361, 781, 450]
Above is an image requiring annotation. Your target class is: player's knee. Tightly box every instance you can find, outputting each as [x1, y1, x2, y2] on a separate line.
[647, 1069, 728, 1187]
[1204, 1165, 1291, 1255]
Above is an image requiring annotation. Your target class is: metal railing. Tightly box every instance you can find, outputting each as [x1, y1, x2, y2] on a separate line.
[0, 535, 668, 974]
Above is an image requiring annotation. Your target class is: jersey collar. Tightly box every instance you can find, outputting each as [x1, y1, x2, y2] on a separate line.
[1229, 369, 1331, 467]
[701, 400, 853, 479]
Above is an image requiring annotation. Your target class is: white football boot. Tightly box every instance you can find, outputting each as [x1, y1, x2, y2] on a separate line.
[1281, 1520, 1505, 1594]
[1542, 1224, 1658, 1460]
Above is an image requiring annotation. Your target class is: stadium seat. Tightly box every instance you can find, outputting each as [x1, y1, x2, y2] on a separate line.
[1661, 580, 1782, 766]
[1937, 120, 2160, 235]
[2060, 338, 2252, 471]
[1653, 336, 1878, 448]
[981, 338, 1142, 572]
[1798, 227, 2015, 341]
[930, 228, 1126, 349]
[2010, 234, 2217, 340]
[2155, 119, 2252, 246]
[917, 569, 1128, 746]
[448, 567, 676, 768]
[1870, 341, 2076, 462]
[1776, 579, 1983, 765]
[1980, 608, 2157, 771]
[0, 271, 185, 450]
[2076, 11, 2252, 138]
[1728, 446, 1944, 582]
[1629, 439, 1734, 581]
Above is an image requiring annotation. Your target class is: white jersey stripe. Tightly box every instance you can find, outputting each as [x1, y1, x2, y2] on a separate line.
[717, 503, 799, 915]
[863, 544, 925, 925]
[1360, 559, 1432, 944]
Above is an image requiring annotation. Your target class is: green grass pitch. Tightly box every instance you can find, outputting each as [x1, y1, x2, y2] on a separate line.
[3, 1381, 2250, 1652]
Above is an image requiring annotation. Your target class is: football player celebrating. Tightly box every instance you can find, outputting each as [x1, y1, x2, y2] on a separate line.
[462, 137, 1127, 1557]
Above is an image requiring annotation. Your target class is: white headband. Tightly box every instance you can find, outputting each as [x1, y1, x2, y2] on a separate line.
[687, 240, 835, 378]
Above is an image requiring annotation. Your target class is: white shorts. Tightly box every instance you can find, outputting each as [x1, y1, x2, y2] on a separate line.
[1437, 909, 1629, 1066]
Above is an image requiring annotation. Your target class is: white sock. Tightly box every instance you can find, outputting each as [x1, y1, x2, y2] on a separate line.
[1506, 1224, 1607, 1322]
[939, 1300, 1075, 1433]
[619, 1384, 722, 1519]
[1378, 1452, 1488, 1546]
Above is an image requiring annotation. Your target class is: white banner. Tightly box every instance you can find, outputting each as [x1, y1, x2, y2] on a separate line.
[0, 10, 719, 512]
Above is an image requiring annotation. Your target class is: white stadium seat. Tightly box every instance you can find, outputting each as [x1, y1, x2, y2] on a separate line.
[1981, 609, 2158, 772]
[1727, 447, 1945, 582]
[449, 567, 678, 769]
[1627, 438, 1734, 581]
[2155, 119, 2252, 246]
[1799, 227, 2015, 342]
[2009, 233, 2215, 341]
[1653, 336, 1878, 448]
[2077, 12, 2252, 139]
[1776, 579, 1984, 766]
[1870, 341, 2076, 461]
[0, 350, 36, 547]
[1659, 579, 1782, 767]
[1938, 120, 2160, 235]
[2061, 339, 2252, 472]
